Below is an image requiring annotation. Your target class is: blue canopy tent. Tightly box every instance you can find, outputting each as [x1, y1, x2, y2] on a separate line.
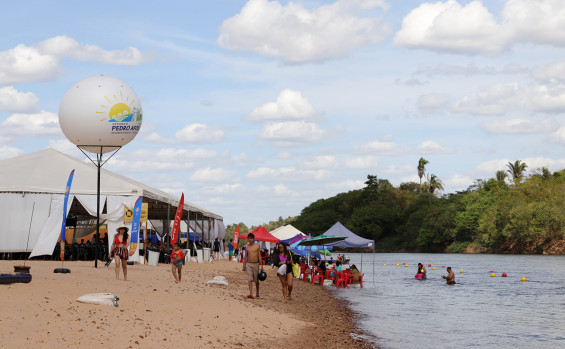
[323, 222, 375, 273]
[324, 222, 374, 249]
[291, 248, 321, 259]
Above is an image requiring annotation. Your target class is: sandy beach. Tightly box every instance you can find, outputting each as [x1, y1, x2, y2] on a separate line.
[0, 259, 375, 348]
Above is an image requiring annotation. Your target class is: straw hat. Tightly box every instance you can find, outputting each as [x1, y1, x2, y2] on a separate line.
[116, 224, 129, 233]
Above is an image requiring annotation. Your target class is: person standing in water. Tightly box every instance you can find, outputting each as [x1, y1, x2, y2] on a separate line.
[442, 267, 455, 285]
[416, 263, 427, 279]
[109, 224, 130, 281]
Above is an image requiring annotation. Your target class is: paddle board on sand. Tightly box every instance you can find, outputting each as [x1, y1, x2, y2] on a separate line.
[76, 293, 119, 307]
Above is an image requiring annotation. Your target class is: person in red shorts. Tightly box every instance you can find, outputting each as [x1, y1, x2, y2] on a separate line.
[170, 242, 185, 283]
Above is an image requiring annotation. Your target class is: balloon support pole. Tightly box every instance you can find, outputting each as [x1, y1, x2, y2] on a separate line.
[78, 145, 122, 268]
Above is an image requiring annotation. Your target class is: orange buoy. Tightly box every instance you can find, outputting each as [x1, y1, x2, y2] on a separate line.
[491, 273, 496, 277]
[428, 264, 431, 267]
[521, 277, 527, 282]
[502, 273, 507, 277]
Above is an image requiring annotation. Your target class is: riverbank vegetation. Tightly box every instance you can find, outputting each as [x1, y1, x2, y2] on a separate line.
[227, 159, 565, 254]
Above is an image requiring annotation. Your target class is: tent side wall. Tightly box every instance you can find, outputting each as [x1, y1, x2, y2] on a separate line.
[0, 193, 54, 253]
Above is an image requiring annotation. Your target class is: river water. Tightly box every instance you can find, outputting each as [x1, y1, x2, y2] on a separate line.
[331, 253, 565, 349]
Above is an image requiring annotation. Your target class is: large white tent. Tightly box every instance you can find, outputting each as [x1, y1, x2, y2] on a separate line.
[271, 224, 306, 241]
[0, 148, 223, 255]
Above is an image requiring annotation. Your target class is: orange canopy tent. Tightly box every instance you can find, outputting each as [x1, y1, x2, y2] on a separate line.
[239, 226, 280, 243]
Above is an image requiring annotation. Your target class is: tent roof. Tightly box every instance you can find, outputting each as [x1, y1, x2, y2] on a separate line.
[240, 226, 279, 243]
[324, 222, 374, 249]
[0, 148, 222, 220]
[270, 224, 306, 240]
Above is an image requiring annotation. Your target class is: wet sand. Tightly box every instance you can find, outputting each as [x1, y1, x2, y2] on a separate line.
[0, 259, 375, 348]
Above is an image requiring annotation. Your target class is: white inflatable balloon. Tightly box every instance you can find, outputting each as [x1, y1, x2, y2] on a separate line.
[59, 75, 143, 154]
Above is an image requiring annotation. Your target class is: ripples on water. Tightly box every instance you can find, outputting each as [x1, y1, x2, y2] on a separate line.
[332, 253, 565, 349]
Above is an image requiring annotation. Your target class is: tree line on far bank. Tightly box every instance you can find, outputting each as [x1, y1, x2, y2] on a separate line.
[226, 159, 565, 254]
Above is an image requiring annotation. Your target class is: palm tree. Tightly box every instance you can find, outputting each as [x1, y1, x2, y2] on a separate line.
[424, 174, 444, 194]
[506, 160, 528, 184]
[495, 170, 507, 182]
[417, 157, 429, 186]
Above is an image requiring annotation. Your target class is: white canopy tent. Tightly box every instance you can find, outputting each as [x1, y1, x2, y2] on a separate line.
[0, 148, 223, 255]
[271, 224, 306, 241]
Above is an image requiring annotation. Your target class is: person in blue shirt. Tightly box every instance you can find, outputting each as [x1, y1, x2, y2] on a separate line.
[228, 239, 234, 261]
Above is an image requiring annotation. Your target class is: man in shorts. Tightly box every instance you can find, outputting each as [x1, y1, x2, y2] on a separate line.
[243, 233, 263, 299]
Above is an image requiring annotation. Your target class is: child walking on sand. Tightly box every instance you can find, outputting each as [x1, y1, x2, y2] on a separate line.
[170, 243, 185, 283]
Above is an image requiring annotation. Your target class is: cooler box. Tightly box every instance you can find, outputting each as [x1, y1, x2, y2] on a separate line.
[196, 249, 203, 263]
[203, 247, 211, 261]
[148, 250, 159, 266]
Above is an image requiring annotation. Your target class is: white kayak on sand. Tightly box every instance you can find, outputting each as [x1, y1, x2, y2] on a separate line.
[76, 293, 119, 307]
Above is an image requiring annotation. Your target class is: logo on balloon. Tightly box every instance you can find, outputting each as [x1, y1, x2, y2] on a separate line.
[98, 93, 143, 135]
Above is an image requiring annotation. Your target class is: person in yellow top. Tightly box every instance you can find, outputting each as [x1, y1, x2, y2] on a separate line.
[170, 243, 185, 283]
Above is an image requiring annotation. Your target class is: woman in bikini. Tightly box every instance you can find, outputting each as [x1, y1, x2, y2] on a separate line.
[109, 224, 130, 281]
[275, 243, 294, 302]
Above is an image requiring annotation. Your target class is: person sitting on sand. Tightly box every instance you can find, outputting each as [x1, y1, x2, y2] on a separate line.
[442, 267, 455, 285]
[170, 243, 185, 283]
[109, 224, 130, 281]
[242, 233, 263, 299]
[275, 243, 294, 302]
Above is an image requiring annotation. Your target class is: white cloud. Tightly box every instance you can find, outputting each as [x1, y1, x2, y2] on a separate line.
[37, 35, 146, 65]
[47, 139, 85, 158]
[474, 158, 512, 177]
[453, 83, 519, 115]
[259, 121, 325, 147]
[0, 36, 149, 85]
[0, 111, 59, 137]
[394, 0, 508, 55]
[327, 179, 364, 191]
[381, 164, 414, 176]
[358, 135, 406, 155]
[247, 89, 317, 122]
[418, 93, 450, 114]
[532, 61, 565, 82]
[301, 155, 338, 169]
[549, 127, 565, 145]
[482, 118, 558, 134]
[202, 183, 245, 194]
[190, 167, 239, 183]
[444, 173, 474, 190]
[0, 44, 60, 85]
[0, 145, 24, 160]
[175, 124, 225, 144]
[415, 63, 497, 77]
[107, 158, 196, 173]
[395, 0, 565, 56]
[247, 167, 330, 182]
[417, 140, 455, 154]
[277, 151, 292, 159]
[345, 155, 379, 169]
[134, 148, 217, 161]
[0, 86, 38, 112]
[218, 0, 392, 63]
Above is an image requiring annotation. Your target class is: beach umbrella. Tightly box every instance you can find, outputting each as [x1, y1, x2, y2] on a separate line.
[298, 235, 346, 261]
[298, 235, 347, 246]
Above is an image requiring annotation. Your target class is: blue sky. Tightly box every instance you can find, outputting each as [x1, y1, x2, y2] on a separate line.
[2, 0, 565, 226]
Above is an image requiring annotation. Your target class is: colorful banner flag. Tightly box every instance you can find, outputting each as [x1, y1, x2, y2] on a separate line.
[170, 193, 184, 245]
[233, 226, 240, 249]
[128, 196, 143, 257]
[60, 169, 75, 261]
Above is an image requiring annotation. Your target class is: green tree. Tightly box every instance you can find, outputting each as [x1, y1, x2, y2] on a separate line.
[423, 174, 444, 195]
[417, 157, 429, 186]
[506, 160, 528, 184]
[495, 170, 507, 183]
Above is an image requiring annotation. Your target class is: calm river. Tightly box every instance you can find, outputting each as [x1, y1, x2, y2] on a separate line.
[333, 253, 565, 349]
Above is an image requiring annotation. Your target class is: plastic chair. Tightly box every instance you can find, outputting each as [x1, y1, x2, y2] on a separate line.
[325, 269, 336, 283]
[311, 267, 324, 285]
[335, 271, 349, 288]
[299, 263, 309, 282]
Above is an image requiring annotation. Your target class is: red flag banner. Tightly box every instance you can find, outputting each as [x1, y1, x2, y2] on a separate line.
[233, 226, 240, 249]
[170, 193, 184, 245]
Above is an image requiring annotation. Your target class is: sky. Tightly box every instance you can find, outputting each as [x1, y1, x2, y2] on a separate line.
[2, 0, 565, 226]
